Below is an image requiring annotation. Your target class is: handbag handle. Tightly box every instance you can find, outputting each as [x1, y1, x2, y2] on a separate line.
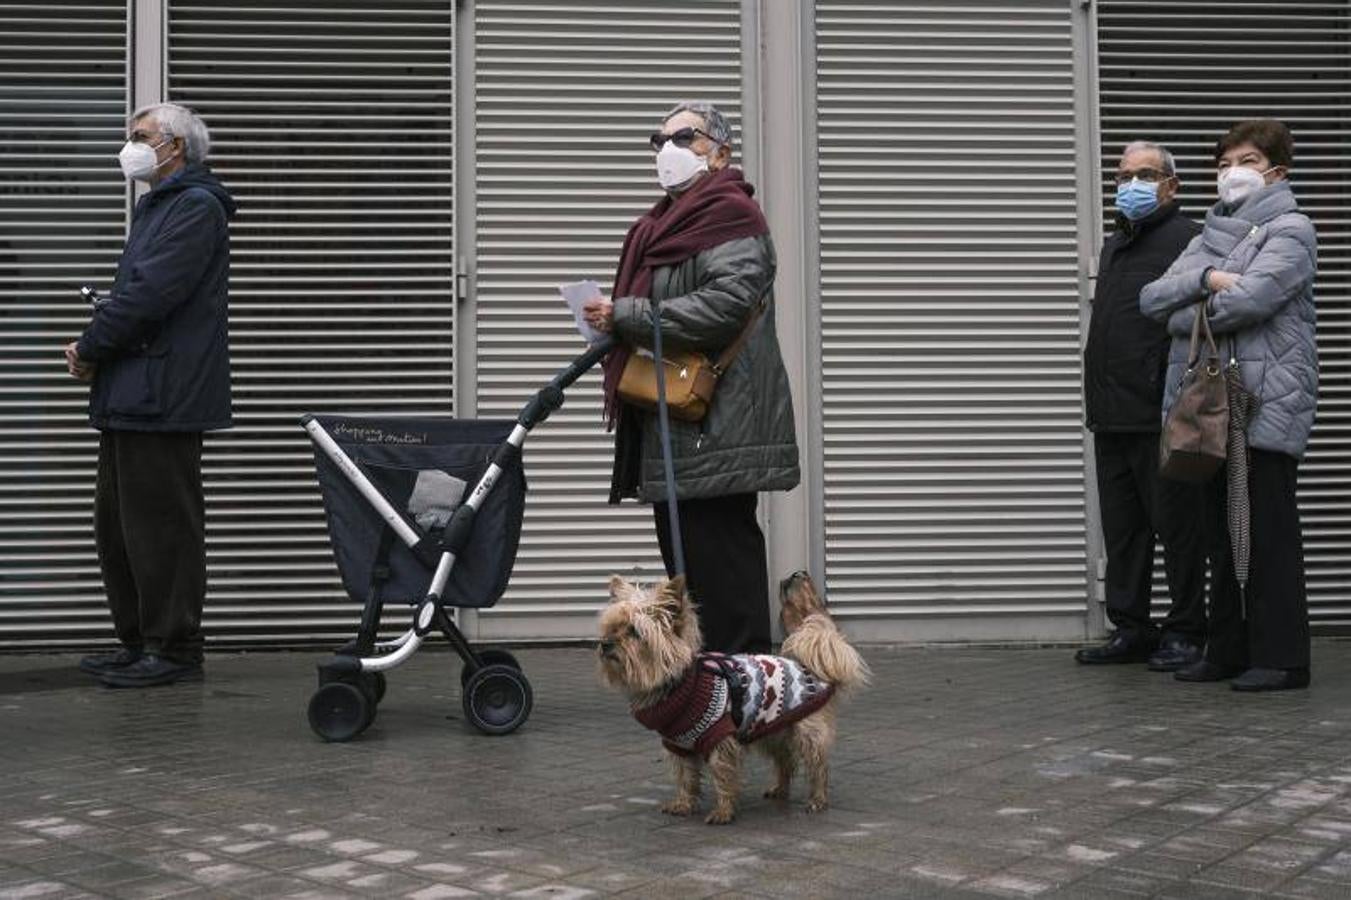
[1185, 300, 1221, 371]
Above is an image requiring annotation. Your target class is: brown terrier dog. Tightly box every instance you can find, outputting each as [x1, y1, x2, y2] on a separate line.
[597, 572, 868, 824]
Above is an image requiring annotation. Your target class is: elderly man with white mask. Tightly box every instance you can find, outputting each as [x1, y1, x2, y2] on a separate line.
[582, 101, 799, 654]
[66, 103, 236, 687]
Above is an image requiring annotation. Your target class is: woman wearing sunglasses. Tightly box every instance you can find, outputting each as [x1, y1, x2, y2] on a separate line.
[581, 101, 800, 655]
[1140, 119, 1319, 691]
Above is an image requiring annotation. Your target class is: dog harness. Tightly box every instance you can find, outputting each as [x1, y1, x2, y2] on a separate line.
[632, 652, 834, 758]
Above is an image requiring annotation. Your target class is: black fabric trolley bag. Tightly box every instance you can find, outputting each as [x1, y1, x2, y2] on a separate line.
[301, 338, 613, 742]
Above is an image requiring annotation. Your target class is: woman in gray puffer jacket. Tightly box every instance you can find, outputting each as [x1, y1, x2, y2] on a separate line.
[1139, 119, 1318, 692]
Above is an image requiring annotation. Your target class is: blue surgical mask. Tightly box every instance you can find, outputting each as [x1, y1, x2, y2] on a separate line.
[1115, 179, 1159, 221]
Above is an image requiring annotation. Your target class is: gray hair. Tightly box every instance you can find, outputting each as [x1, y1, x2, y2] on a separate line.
[663, 100, 732, 148]
[1121, 140, 1175, 176]
[130, 103, 210, 164]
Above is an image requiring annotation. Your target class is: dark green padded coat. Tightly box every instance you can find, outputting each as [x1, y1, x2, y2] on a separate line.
[610, 233, 800, 502]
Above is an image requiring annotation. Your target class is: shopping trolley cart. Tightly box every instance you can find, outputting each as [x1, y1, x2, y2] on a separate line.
[302, 337, 614, 741]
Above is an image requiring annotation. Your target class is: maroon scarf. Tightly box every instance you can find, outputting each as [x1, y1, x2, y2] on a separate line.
[601, 167, 769, 427]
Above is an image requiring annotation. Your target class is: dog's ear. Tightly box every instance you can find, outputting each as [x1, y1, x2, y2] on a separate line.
[665, 574, 687, 599]
[607, 574, 628, 602]
[655, 575, 688, 622]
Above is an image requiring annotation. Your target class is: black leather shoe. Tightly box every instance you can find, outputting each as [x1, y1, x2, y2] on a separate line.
[1231, 667, 1310, 692]
[1147, 638, 1202, 672]
[99, 654, 203, 688]
[1075, 631, 1157, 664]
[1174, 660, 1244, 682]
[78, 648, 142, 676]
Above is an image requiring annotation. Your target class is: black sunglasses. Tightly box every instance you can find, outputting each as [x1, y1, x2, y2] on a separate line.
[649, 126, 718, 151]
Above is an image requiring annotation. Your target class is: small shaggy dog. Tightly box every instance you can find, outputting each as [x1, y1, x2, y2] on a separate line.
[597, 571, 868, 824]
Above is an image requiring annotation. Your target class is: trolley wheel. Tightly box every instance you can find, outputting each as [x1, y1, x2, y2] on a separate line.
[361, 670, 387, 703]
[308, 682, 372, 743]
[460, 648, 522, 687]
[462, 664, 532, 736]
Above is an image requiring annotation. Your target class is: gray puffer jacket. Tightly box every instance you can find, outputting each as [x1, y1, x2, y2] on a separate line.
[611, 233, 800, 502]
[1139, 180, 1318, 459]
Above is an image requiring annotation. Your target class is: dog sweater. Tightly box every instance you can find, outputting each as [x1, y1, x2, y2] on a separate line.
[632, 652, 834, 758]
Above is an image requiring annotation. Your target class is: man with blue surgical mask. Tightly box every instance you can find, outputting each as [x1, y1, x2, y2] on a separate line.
[1078, 141, 1209, 672]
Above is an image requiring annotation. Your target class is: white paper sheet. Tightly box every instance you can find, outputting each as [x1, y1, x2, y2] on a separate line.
[559, 279, 604, 344]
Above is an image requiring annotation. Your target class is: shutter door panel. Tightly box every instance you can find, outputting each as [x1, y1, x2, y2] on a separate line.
[1098, 2, 1351, 628]
[473, 0, 742, 639]
[166, 0, 454, 642]
[816, 2, 1087, 640]
[0, 0, 128, 647]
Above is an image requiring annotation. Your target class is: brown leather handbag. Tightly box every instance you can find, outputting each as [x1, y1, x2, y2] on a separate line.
[1159, 301, 1229, 482]
[616, 300, 764, 423]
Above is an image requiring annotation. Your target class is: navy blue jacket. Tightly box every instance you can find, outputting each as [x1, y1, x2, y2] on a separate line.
[78, 164, 236, 431]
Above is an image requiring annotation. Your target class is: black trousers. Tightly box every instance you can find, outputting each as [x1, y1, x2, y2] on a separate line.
[94, 430, 206, 664]
[1205, 448, 1310, 670]
[652, 492, 772, 654]
[1095, 431, 1208, 641]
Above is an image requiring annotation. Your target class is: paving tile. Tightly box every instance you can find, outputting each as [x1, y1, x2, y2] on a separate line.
[0, 881, 88, 900]
[101, 875, 206, 900]
[1192, 860, 1297, 892]
[1053, 866, 1171, 896]
[61, 861, 166, 891]
[1274, 875, 1351, 899]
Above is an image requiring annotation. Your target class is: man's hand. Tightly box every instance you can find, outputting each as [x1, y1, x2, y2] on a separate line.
[1206, 270, 1240, 293]
[64, 341, 95, 382]
[581, 296, 614, 334]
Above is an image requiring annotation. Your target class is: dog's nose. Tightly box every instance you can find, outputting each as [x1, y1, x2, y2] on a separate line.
[597, 640, 616, 657]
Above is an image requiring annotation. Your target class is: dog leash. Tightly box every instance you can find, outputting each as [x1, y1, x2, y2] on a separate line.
[651, 307, 686, 577]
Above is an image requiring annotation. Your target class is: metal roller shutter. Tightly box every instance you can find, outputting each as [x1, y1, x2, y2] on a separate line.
[815, 1, 1088, 641]
[1097, 1, 1351, 628]
[166, 0, 455, 642]
[0, 0, 128, 648]
[472, 0, 743, 640]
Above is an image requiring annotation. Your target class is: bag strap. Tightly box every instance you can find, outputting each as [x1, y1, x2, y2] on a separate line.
[711, 297, 767, 376]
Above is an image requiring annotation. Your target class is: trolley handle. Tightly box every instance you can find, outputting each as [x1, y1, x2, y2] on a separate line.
[518, 335, 615, 429]
[552, 335, 615, 391]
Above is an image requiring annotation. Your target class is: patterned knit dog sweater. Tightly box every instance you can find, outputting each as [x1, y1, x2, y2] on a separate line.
[632, 652, 834, 758]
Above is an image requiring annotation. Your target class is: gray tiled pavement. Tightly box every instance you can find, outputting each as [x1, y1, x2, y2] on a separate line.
[4, 641, 1351, 899]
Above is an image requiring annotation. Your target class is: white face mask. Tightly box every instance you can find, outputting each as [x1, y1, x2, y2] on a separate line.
[655, 142, 709, 192]
[1217, 165, 1268, 206]
[118, 139, 169, 182]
